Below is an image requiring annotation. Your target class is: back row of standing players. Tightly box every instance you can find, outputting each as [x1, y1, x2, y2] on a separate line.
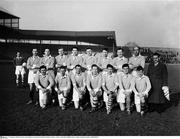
[14, 46, 169, 116]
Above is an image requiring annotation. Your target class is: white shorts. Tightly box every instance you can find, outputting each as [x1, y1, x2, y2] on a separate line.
[39, 89, 50, 107]
[57, 88, 70, 99]
[117, 90, 126, 103]
[15, 66, 26, 75]
[72, 88, 85, 101]
[28, 70, 36, 84]
[58, 94, 64, 100]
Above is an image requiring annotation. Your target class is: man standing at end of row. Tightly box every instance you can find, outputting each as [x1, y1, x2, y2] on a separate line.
[13, 52, 26, 87]
[26, 49, 41, 105]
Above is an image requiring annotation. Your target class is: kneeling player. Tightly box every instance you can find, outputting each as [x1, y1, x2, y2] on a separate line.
[71, 65, 86, 111]
[35, 65, 54, 109]
[132, 66, 151, 116]
[117, 64, 133, 115]
[87, 64, 103, 113]
[102, 64, 118, 114]
[55, 66, 71, 110]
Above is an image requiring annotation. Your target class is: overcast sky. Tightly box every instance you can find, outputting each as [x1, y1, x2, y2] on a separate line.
[0, 0, 180, 48]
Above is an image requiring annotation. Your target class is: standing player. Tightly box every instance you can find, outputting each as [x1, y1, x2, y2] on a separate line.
[97, 48, 112, 75]
[83, 48, 96, 73]
[129, 46, 145, 77]
[55, 48, 67, 68]
[102, 64, 118, 114]
[13, 52, 26, 87]
[26, 49, 41, 104]
[117, 64, 133, 115]
[55, 66, 71, 110]
[86, 64, 103, 113]
[113, 48, 128, 74]
[40, 49, 55, 79]
[132, 66, 151, 116]
[71, 65, 86, 111]
[35, 65, 54, 109]
[67, 47, 83, 72]
[40, 49, 56, 104]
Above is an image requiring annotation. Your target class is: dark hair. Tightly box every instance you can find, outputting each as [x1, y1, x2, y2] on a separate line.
[106, 64, 114, 69]
[122, 63, 129, 68]
[136, 66, 144, 71]
[72, 47, 78, 50]
[75, 64, 81, 69]
[153, 52, 160, 57]
[86, 47, 92, 50]
[102, 48, 108, 52]
[117, 47, 124, 52]
[40, 65, 47, 70]
[91, 64, 99, 69]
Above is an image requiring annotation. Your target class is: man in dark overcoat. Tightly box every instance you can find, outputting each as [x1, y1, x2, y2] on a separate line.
[147, 52, 169, 112]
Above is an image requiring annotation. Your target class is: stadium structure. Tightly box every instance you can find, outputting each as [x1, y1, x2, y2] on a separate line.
[0, 10, 117, 59]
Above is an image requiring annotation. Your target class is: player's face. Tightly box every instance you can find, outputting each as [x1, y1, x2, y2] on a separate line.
[75, 66, 81, 74]
[133, 47, 139, 56]
[16, 52, 20, 57]
[32, 49, 38, 56]
[107, 67, 113, 75]
[137, 70, 143, 77]
[40, 68, 46, 75]
[60, 68, 66, 75]
[72, 48, 78, 56]
[58, 49, 63, 55]
[117, 50, 123, 57]
[44, 49, 50, 56]
[86, 49, 92, 56]
[92, 66, 98, 75]
[122, 67, 129, 74]
[153, 55, 159, 64]
[102, 50, 108, 57]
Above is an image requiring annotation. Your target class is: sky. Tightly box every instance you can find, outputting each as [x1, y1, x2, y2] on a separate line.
[0, 0, 180, 48]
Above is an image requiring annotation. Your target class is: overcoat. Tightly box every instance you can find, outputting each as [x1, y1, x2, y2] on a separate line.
[147, 62, 168, 104]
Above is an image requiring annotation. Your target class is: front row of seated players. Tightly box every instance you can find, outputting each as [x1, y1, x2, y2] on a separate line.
[34, 63, 151, 116]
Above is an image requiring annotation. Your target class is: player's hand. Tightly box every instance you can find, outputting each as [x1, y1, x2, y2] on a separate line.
[57, 90, 62, 95]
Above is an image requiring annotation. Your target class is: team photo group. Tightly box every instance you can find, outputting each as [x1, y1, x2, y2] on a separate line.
[13, 45, 169, 117]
